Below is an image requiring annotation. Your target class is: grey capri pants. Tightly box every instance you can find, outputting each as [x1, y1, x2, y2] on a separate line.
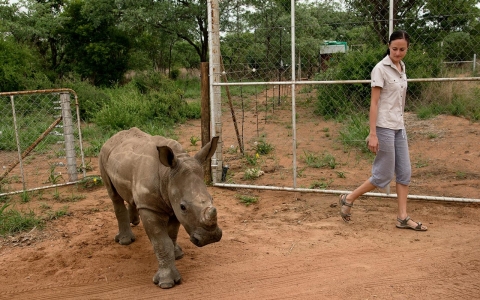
[369, 126, 411, 188]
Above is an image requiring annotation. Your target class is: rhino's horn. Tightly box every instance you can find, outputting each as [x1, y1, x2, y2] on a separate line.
[203, 206, 218, 227]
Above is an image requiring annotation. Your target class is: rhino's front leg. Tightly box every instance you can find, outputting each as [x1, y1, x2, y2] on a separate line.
[127, 202, 140, 226]
[168, 215, 184, 260]
[139, 209, 181, 289]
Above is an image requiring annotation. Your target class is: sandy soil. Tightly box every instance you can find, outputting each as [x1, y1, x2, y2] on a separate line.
[1, 90, 480, 300]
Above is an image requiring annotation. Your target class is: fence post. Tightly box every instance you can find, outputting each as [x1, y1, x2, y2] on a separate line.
[474, 54, 477, 72]
[201, 62, 212, 183]
[208, 0, 222, 184]
[60, 92, 77, 182]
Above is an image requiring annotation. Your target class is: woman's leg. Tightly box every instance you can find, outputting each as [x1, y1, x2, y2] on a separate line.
[340, 128, 395, 221]
[396, 183, 409, 220]
[339, 180, 376, 221]
[394, 130, 427, 230]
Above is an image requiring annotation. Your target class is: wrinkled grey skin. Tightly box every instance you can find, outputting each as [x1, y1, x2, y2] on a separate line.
[99, 127, 222, 289]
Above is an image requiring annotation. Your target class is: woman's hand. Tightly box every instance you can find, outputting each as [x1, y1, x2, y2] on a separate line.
[367, 135, 379, 154]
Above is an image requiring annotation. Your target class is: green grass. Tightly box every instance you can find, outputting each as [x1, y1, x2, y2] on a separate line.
[338, 113, 370, 151]
[245, 153, 260, 166]
[0, 203, 44, 236]
[302, 151, 337, 169]
[0, 200, 73, 237]
[255, 140, 274, 155]
[309, 179, 333, 189]
[414, 81, 480, 121]
[237, 194, 258, 206]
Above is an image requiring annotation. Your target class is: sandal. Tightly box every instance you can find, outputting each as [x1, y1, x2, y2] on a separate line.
[339, 194, 353, 222]
[396, 216, 427, 231]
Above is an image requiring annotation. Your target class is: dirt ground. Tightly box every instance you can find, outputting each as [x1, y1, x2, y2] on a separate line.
[1, 90, 480, 299]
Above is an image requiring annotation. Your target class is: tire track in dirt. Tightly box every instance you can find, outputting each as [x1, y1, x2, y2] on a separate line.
[2, 245, 479, 299]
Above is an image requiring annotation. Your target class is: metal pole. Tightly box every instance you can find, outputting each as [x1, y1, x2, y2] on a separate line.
[291, 0, 297, 188]
[214, 77, 480, 87]
[73, 94, 86, 178]
[474, 54, 477, 72]
[208, 0, 222, 184]
[10, 95, 27, 191]
[389, 0, 394, 37]
[213, 183, 480, 203]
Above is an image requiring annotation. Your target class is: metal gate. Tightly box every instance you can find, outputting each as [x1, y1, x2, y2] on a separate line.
[0, 89, 86, 196]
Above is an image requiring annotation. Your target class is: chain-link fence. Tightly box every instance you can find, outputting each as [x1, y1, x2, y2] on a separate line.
[208, 0, 480, 202]
[0, 89, 86, 196]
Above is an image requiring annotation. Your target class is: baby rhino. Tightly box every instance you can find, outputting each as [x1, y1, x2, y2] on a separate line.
[99, 127, 222, 288]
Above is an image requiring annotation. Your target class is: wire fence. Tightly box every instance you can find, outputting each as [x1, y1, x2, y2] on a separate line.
[0, 89, 86, 196]
[208, 0, 480, 202]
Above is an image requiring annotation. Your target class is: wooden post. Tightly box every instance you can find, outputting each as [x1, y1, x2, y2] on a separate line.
[200, 62, 212, 183]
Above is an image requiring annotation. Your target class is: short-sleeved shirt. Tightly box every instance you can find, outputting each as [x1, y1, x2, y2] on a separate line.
[371, 55, 407, 130]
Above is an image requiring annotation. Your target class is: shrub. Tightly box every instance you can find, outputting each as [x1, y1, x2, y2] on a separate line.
[314, 47, 444, 119]
[94, 80, 201, 132]
[61, 79, 110, 122]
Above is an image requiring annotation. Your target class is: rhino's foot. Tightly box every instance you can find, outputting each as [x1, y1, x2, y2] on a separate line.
[115, 232, 136, 245]
[153, 267, 182, 289]
[174, 244, 184, 260]
[130, 215, 140, 226]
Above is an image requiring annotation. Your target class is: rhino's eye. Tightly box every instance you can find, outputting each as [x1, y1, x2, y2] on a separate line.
[180, 204, 187, 211]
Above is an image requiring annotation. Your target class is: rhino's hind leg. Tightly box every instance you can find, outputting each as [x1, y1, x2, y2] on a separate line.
[111, 196, 136, 245]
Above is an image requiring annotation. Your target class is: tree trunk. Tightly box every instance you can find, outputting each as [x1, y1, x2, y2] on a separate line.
[200, 62, 211, 183]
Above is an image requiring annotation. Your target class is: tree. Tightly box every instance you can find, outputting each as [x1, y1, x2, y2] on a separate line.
[118, 0, 209, 65]
[59, 0, 131, 86]
[1, 0, 67, 77]
[0, 37, 48, 92]
[345, 0, 420, 44]
[345, 0, 480, 47]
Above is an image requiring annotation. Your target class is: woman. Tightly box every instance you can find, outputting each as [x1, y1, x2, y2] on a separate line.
[339, 30, 427, 231]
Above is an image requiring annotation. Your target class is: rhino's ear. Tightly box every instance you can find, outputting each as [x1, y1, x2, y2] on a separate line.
[157, 146, 177, 168]
[194, 136, 219, 163]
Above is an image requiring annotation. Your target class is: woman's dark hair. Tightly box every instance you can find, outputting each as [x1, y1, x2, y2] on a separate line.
[385, 30, 410, 56]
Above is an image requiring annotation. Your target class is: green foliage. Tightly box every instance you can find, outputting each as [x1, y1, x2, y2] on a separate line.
[302, 151, 337, 169]
[338, 113, 370, 151]
[46, 164, 64, 185]
[45, 206, 71, 220]
[237, 194, 258, 206]
[190, 136, 200, 146]
[169, 69, 180, 80]
[309, 179, 332, 189]
[255, 140, 274, 155]
[442, 32, 477, 62]
[93, 76, 201, 132]
[244, 153, 260, 166]
[315, 47, 445, 119]
[61, 79, 110, 122]
[415, 82, 480, 121]
[59, 0, 131, 87]
[0, 203, 44, 237]
[0, 38, 51, 92]
[314, 48, 383, 119]
[0, 92, 64, 155]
